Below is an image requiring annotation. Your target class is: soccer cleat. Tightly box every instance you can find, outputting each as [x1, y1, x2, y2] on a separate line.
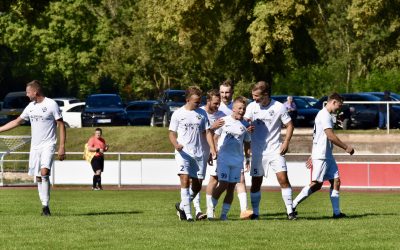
[333, 212, 347, 219]
[187, 218, 194, 222]
[240, 209, 254, 220]
[92, 187, 100, 191]
[220, 214, 228, 221]
[41, 206, 51, 216]
[98, 186, 103, 190]
[175, 202, 187, 221]
[287, 212, 297, 220]
[250, 214, 259, 220]
[195, 212, 207, 221]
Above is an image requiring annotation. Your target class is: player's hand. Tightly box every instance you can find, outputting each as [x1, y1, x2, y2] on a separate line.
[346, 145, 355, 155]
[280, 141, 289, 155]
[246, 120, 255, 133]
[305, 156, 312, 169]
[212, 118, 224, 130]
[175, 144, 183, 151]
[211, 150, 217, 160]
[58, 148, 66, 161]
[207, 153, 213, 166]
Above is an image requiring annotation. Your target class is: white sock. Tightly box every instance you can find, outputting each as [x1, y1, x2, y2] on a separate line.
[281, 187, 293, 214]
[37, 181, 44, 204]
[237, 192, 248, 212]
[221, 203, 231, 217]
[330, 189, 341, 215]
[293, 185, 312, 208]
[180, 188, 192, 219]
[190, 188, 201, 214]
[41, 175, 50, 207]
[250, 191, 261, 215]
[206, 194, 213, 216]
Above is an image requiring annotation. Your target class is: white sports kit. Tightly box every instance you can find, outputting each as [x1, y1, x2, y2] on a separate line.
[200, 106, 226, 176]
[311, 107, 339, 182]
[218, 101, 233, 116]
[244, 100, 291, 177]
[169, 107, 210, 179]
[20, 97, 62, 177]
[215, 116, 251, 183]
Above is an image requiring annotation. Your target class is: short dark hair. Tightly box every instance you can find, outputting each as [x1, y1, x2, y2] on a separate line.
[95, 128, 102, 134]
[206, 89, 220, 101]
[26, 80, 44, 95]
[220, 79, 233, 89]
[328, 93, 344, 103]
[185, 86, 202, 99]
[252, 81, 271, 96]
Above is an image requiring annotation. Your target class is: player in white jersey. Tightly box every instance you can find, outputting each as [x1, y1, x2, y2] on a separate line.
[218, 80, 253, 219]
[292, 93, 355, 219]
[0, 80, 66, 216]
[208, 97, 251, 220]
[169, 86, 216, 222]
[244, 81, 296, 220]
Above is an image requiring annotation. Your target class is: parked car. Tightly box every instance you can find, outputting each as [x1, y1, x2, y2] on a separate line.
[271, 95, 320, 127]
[125, 100, 164, 126]
[81, 94, 128, 127]
[315, 93, 400, 129]
[62, 102, 85, 128]
[153, 89, 186, 127]
[0, 91, 30, 124]
[300, 96, 318, 107]
[53, 97, 80, 110]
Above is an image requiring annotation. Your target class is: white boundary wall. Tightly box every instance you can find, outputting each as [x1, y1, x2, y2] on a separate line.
[52, 159, 310, 187]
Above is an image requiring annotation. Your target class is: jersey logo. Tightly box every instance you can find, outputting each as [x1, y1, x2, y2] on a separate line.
[196, 114, 202, 120]
[42, 107, 47, 113]
[269, 110, 274, 117]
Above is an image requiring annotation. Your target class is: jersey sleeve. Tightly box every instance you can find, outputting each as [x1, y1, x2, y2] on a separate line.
[321, 111, 333, 130]
[244, 102, 253, 120]
[280, 105, 291, 124]
[52, 101, 63, 120]
[19, 104, 31, 121]
[168, 110, 179, 132]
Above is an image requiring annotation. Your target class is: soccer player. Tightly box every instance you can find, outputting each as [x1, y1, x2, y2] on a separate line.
[245, 81, 296, 220]
[219, 79, 253, 219]
[292, 93, 355, 218]
[87, 128, 109, 190]
[169, 86, 216, 222]
[209, 97, 251, 220]
[0, 80, 66, 216]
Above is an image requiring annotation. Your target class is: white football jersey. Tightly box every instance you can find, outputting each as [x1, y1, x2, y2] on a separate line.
[200, 106, 226, 156]
[244, 100, 291, 155]
[20, 97, 62, 149]
[169, 106, 210, 158]
[311, 107, 334, 159]
[215, 115, 251, 166]
[218, 101, 233, 115]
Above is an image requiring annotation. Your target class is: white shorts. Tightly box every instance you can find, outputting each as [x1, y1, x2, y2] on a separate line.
[207, 159, 218, 177]
[216, 159, 242, 183]
[311, 158, 339, 182]
[175, 151, 205, 179]
[28, 145, 55, 177]
[250, 154, 287, 178]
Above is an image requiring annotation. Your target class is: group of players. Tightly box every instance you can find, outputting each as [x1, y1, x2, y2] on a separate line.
[169, 80, 355, 222]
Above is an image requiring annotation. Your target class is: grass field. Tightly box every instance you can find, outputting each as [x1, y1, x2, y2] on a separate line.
[0, 188, 399, 249]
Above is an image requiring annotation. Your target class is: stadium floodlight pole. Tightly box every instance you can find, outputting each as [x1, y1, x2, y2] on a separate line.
[0, 136, 31, 186]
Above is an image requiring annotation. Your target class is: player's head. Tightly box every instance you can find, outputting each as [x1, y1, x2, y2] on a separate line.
[232, 96, 247, 120]
[206, 89, 221, 113]
[219, 79, 233, 105]
[26, 80, 44, 101]
[327, 92, 344, 113]
[185, 86, 202, 110]
[95, 128, 102, 138]
[251, 81, 271, 105]
[287, 96, 293, 102]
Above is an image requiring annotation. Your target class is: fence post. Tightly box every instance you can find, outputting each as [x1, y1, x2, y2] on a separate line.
[386, 103, 390, 134]
[118, 153, 121, 188]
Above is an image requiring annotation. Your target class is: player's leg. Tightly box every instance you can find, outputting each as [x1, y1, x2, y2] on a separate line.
[220, 182, 237, 220]
[38, 146, 55, 216]
[293, 159, 326, 211]
[326, 159, 345, 218]
[97, 157, 104, 190]
[210, 161, 230, 219]
[273, 155, 296, 219]
[206, 170, 218, 219]
[249, 155, 266, 219]
[190, 177, 205, 220]
[174, 153, 193, 221]
[236, 171, 253, 219]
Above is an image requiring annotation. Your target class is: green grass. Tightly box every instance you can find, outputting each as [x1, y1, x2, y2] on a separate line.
[0, 188, 399, 249]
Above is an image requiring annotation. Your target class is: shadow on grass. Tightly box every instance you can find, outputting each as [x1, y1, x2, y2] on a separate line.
[76, 211, 142, 216]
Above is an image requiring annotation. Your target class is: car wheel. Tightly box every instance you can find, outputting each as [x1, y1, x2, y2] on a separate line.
[162, 113, 169, 127]
[150, 115, 156, 127]
[342, 118, 350, 130]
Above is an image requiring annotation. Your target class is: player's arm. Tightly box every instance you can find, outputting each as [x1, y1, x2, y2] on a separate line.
[169, 131, 183, 151]
[280, 120, 294, 155]
[0, 117, 25, 133]
[206, 129, 216, 159]
[56, 118, 66, 161]
[325, 128, 354, 155]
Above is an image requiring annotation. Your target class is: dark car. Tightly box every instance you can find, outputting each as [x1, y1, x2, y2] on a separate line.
[0, 91, 30, 125]
[271, 95, 320, 127]
[125, 100, 164, 126]
[81, 94, 128, 127]
[153, 89, 186, 127]
[315, 93, 400, 129]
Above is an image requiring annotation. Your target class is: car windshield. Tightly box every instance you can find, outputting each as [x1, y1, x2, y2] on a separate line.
[294, 98, 311, 109]
[86, 96, 123, 108]
[127, 103, 153, 111]
[167, 92, 186, 103]
[3, 96, 30, 109]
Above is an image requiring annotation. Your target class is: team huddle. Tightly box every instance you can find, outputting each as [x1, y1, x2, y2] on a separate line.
[169, 80, 355, 222]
